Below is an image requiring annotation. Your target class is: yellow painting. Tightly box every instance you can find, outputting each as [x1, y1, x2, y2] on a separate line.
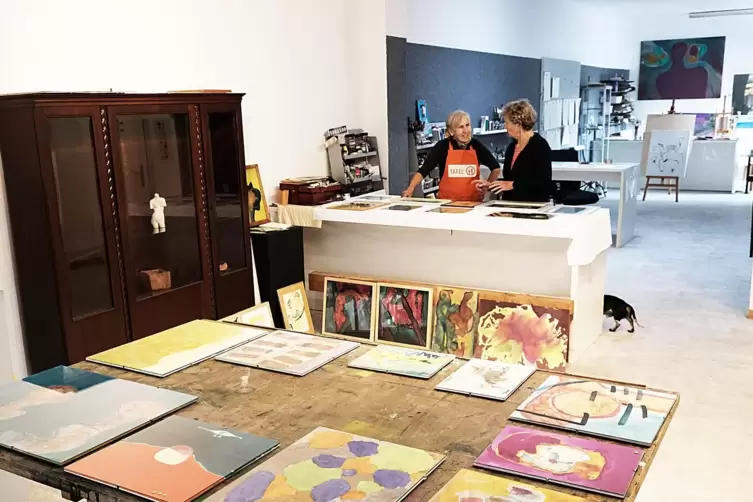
[245, 164, 270, 227]
[87, 320, 268, 377]
[222, 302, 275, 328]
[429, 468, 586, 501]
[277, 282, 314, 333]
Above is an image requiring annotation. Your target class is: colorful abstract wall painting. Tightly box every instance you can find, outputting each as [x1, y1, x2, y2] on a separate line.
[435, 359, 535, 401]
[510, 375, 677, 446]
[87, 320, 267, 377]
[205, 426, 445, 502]
[277, 282, 314, 333]
[23, 365, 113, 393]
[428, 468, 587, 501]
[66, 416, 279, 502]
[376, 283, 434, 348]
[639, 37, 726, 100]
[222, 302, 275, 328]
[348, 345, 454, 379]
[432, 288, 479, 358]
[474, 291, 573, 370]
[322, 277, 377, 341]
[474, 425, 643, 497]
[216, 331, 359, 376]
[0, 376, 196, 465]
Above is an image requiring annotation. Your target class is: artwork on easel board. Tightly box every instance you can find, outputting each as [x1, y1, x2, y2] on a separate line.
[474, 425, 643, 498]
[245, 164, 270, 227]
[645, 129, 692, 177]
[432, 287, 478, 358]
[348, 345, 454, 379]
[0, 375, 196, 465]
[376, 283, 434, 348]
[222, 302, 275, 328]
[428, 468, 588, 502]
[87, 320, 267, 377]
[216, 330, 359, 376]
[322, 277, 377, 341]
[435, 359, 535, 401]
[205, 427, 445, 502]
[277, 282, 314, 333]
[510, 375, 677, 446]
[66, 416, 279, 502]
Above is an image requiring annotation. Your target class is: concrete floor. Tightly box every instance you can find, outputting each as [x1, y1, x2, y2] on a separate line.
[3, 191, 752, 501]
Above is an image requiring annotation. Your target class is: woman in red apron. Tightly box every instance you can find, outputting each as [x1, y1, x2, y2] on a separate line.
[402, 110, 500, 201]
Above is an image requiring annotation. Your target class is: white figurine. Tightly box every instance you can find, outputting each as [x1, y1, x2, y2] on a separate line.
[149, 193, 167, 234]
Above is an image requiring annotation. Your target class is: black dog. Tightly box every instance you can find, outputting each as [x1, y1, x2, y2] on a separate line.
[603, 294, 644, 333]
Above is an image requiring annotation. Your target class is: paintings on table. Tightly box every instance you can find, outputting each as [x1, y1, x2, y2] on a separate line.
[383, 204, 423, 211]
[277, 282, 314, 333]
[639, 37, 726, 100]
[432, 287, 478, 358]
[446, 200, 483, 208]
[435, 359, 535, 401]
[474, 425, 643, 498]
[66, 416, 279, 502]
[348, 345, 454, 379]
[400, 197, 451, 204]
[322, 277, 377, 341]
[221, 302, 275, 328]
[428, 468, 587, 502]
[428, 207, 472, 214]
[510, 375, 677, 446]
[328, 201, 390, 211]
[23, 365, 113, 393]
[87, 320, 267, 377]
[245, 164, 270, 227]
[205, 426, 445, 502]
[645, 129, 693, 178]
[0, 372, 196, 465]
[216, 331, 359, 376]
[376, 283, 434, 348]
[474, 291, 573, 370]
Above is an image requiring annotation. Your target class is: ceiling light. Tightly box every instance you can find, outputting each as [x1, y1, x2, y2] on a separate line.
[689, 8, 753, 18]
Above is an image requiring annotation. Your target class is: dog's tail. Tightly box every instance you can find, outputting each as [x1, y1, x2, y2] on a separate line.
[627, 306, 645, 328]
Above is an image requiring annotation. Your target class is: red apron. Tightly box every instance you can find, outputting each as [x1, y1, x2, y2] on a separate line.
[438, 143, 483, 202]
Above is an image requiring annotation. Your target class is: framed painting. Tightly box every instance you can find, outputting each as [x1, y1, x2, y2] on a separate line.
[23, 365, 113, 393]
[474, 425, 643, 498]
[216, 330, 359, 376]
[322, 277, 377, 341]
[277, 282, 314, 333]
[66, 416, 279, 502]
[222, 302, 275, 328]
[245, 164, 270, 227]
[435, 359, 535, 401]
[428, 206, 472, 214]
[428, 468, 587, 501]
[474, 290, 573, 370]
[510, 375, 677, 446]
[204, 427, 445, 501]
[328, 201, 390, 211]
[447, 200, 483, 208]
[376, 282, 434, 348]
[347, 345, 454, 379]
[400, 197, 451, 204]
[87, 320, 267, 377]
[432, 287, 479, 358]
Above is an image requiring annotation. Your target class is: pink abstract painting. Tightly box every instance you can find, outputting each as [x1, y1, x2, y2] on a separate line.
[474, 425, 643, 497]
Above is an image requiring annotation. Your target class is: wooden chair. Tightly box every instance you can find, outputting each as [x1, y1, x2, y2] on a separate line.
[643, 176, 679, 202]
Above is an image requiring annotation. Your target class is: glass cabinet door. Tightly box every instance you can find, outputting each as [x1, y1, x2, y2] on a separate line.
[115, 113, 203, 300]
[207, 111, 247, 274]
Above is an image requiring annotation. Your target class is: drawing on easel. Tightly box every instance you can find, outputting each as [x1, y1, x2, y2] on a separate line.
[646, 129, 692, 177]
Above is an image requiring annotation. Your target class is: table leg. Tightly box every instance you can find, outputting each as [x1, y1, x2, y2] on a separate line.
[616, 170, 637, 247]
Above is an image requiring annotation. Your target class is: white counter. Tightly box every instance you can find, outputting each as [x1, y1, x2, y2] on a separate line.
[596, 139, 742, 193]
[306, 196, 612, 363]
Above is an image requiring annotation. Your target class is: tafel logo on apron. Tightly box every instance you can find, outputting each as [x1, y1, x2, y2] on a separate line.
[438, 142, 483, 202]
[447, 164, 477, 178]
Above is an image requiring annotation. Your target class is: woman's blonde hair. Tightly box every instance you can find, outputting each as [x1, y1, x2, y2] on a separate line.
[446, 110, 471, 135]
[502, 99, 537, 131]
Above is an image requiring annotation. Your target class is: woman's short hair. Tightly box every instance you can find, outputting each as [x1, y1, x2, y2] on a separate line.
[446, 110, 471, 132]
[502, 99, 537, 131]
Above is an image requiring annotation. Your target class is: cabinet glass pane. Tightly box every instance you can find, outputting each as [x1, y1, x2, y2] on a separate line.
[48, 117, 114, 318]
[208, 111, 247, 273]
[116, 113, 202, 300]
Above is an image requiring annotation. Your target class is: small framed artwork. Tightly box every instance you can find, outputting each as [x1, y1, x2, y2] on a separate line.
[277, 282, 314, 333]
[322, 277, 377, 341]
[221, 302, 275, 328]
[245, 164, 270, 227]
[375, 282, 434, 348]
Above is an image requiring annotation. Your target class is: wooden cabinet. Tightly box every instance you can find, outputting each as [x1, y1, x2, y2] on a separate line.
[0, 93, 255, 372]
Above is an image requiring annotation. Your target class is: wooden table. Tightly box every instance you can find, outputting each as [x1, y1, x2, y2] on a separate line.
[0, 346, 678, 501]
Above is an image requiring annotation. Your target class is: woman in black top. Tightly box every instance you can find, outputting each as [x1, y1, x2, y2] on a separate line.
[475, 99, 552, 202]
[402, 110, 500, 201]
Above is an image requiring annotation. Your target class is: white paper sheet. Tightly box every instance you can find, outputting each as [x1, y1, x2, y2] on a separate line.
[543, 72, 552, 101]
[551, 77, 561, 99]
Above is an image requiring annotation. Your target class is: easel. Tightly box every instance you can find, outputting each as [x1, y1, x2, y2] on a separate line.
[643, 176, 679, 202]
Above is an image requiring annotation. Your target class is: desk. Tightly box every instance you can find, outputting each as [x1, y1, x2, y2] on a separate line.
[0, 353, 678, 501]
[309, 199, 612, 363]
[552, 162, 640, 248]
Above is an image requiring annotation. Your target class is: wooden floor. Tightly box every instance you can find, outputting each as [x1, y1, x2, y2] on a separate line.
[0, 344, 678, 501]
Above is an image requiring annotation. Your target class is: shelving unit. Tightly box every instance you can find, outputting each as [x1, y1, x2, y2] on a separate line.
[580, 84, 611, 162]
[326, 129, 384, 196]
[602, 77, 636, 138]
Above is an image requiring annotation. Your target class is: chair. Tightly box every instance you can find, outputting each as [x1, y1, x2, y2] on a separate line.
[550, 148, 600, 206]
[745, 151, 753, 194]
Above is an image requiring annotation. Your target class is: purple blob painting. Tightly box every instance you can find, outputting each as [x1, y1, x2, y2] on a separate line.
[639, 37, 726, 100]
[474, 425, 643, 497]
